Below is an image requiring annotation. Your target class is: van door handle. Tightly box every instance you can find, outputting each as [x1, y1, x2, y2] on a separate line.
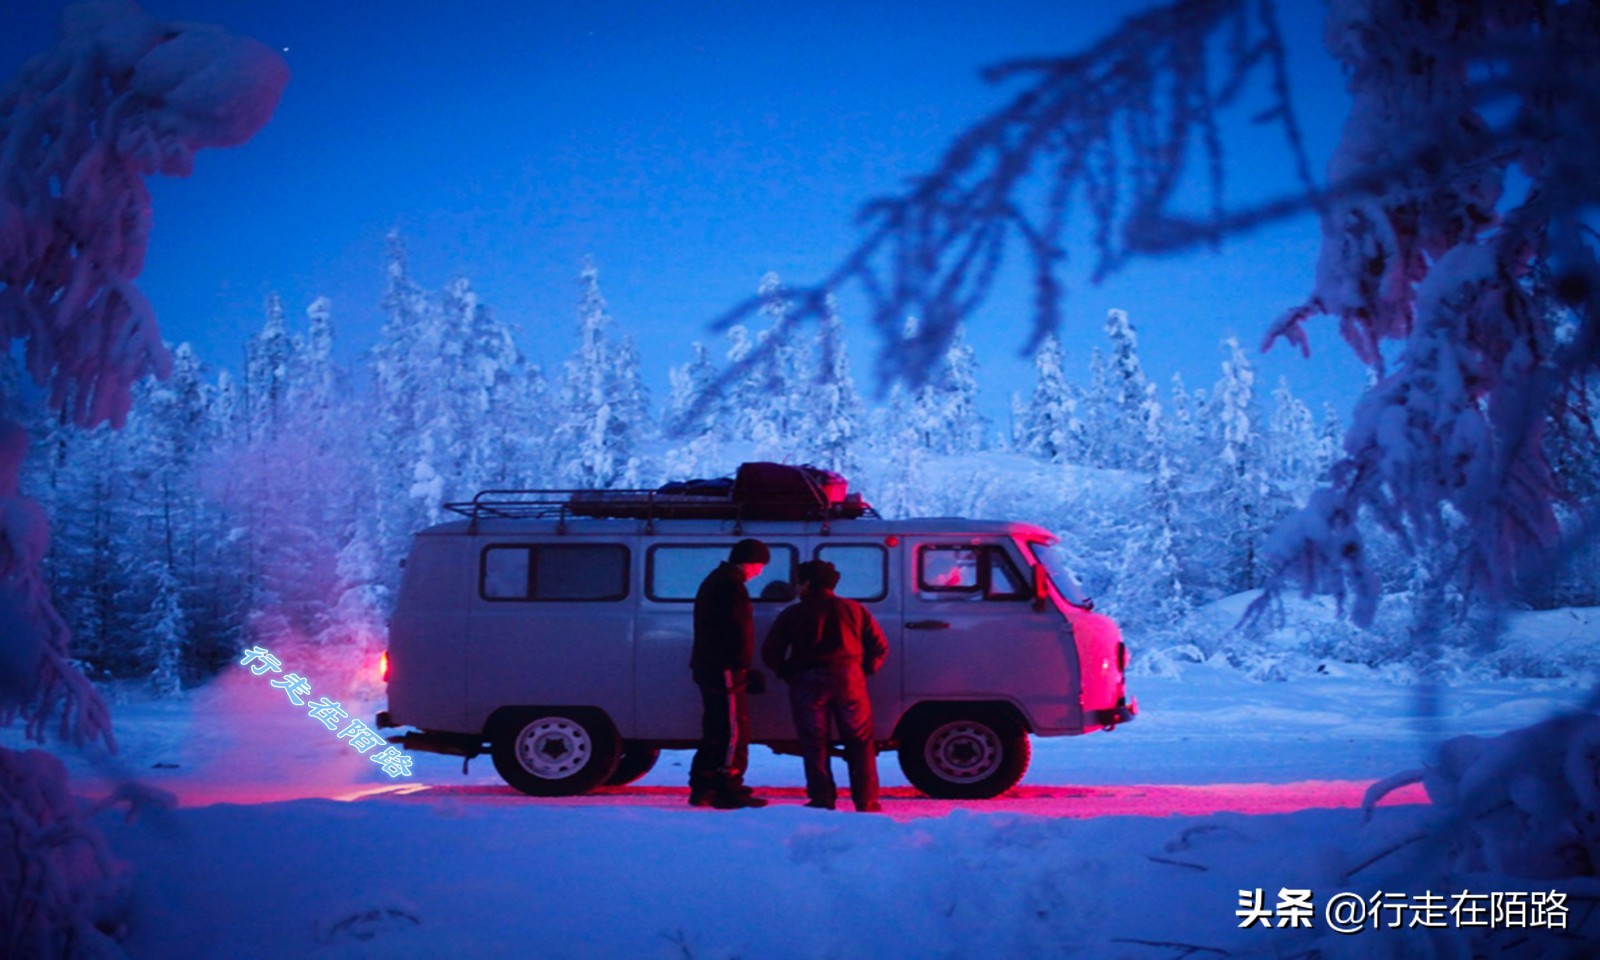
[906, 620, 950, 630]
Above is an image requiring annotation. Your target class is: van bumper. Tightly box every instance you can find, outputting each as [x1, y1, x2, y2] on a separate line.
[1089, 697, 1138, 730]
[376, 713, 485, 758]
[390, 730, 486, 758]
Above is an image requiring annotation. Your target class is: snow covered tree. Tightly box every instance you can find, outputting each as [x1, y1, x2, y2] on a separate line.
[609, 333, 652, 449]
[730, 272, 807, 460]
[35, 420, 138, 677]
[365, 238, 534, 563]
[465, 298, 537, 489]
[438, 276, 513, 490]
[1164, 373, 1203, 479]
[368, 230, 437, 565]
[1265, 377, 1320, 507]
[806, 294, 864, 473]
[772, 274, 815, 446]
[292, 296, 340, 430]
[558, 257, 637, 488]
[229, 304, 332, 638]
[871, 383, 931, 519]
[1005, 392, 1027, 454]
[137, 561, 187, 698]
[109, 342, 217, 683]
[183, 366, 251, 670]
[1017, 333, 1081, 462]
[1205, 336, 1270, 592]
[1111, 407, 1190, 641]
[723, 323, 759, 443]
[1255, 1, 1598, 627]
[0, 2, 285, 951]
[940, 327, 985, 454]
[1314, 402, 1343, 486]
[910, 324, 986, 456]
[1099, 308, 1153, 470]
[666, 341, 722, 440]
[244, 293, 293, 441]
[1077, 348, 1110, 467]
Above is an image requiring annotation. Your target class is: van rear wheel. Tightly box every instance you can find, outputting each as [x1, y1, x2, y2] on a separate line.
[491, 710, 620, 797]
[604, 744, 661, 787]
[898, 709, 1031, 800]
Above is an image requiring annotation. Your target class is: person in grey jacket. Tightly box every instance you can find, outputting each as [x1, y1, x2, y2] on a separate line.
[762, 559, 889, 812]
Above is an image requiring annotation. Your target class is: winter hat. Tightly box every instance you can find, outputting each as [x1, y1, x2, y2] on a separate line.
[796, 560, 840, 590]
[728, 538, 771, 565]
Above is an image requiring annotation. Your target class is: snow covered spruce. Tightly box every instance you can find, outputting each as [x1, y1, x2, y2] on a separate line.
[1, 2, 285, 955]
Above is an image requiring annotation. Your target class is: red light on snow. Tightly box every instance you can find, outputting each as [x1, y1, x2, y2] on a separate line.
[885, 536, 900, 547]
[380, 650, 389, 682]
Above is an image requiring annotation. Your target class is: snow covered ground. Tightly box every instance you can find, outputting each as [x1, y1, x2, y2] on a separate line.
[13, 645, 1599, 958]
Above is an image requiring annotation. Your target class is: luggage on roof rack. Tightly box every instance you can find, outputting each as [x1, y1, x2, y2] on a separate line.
[443, 463, 873, 523]
[730, 462, 861, 519]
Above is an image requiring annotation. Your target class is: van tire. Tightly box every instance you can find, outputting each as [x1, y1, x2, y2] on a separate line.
[490, 710, 620, 796]
[604, 744, 661, 787]
[897, 709, 1031, 799]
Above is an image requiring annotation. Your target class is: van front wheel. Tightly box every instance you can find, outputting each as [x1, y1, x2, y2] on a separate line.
[898, 710, 1030, 800]
[491, 710, 620, 797]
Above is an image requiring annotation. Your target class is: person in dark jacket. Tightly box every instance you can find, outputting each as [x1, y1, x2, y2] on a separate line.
[762, 559, 889, 812]
[688, 538, 771, 809]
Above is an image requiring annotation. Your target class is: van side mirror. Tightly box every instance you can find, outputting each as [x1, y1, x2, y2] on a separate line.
[1031, 565, 1048, 612]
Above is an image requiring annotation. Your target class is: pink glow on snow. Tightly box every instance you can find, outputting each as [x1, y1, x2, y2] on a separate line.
[396, 781, 1431, 821]
[92, 778, 1429, 818]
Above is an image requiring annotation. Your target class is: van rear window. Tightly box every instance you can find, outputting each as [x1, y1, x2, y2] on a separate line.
[647, 544, 796, 602]
[480, 544, 628, 601]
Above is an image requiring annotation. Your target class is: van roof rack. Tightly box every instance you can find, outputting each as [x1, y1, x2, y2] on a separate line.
[443, 487, 879, 529]
[445, 463, 877, 531]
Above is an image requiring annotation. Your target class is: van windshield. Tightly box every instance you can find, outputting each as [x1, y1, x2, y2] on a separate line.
[1025, 540, 1091, 608]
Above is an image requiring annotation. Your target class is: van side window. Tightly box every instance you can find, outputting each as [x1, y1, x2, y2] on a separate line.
[483, 546, 531, 599]
[480, 544, 629, 601]
[918, 545, 1029, 601]
[647, 544, 796, 602]
[816, 545, 887, 602]
[985, 548, 1029, 600]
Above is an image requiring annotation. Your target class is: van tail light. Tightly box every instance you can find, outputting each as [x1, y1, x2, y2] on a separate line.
[380, 650, 390, 683]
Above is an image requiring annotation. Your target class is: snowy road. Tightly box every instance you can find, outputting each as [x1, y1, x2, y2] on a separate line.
[32, 664, 1585, 818]
[339, 778, 1432, 821]
[20, 665, 1592, 958]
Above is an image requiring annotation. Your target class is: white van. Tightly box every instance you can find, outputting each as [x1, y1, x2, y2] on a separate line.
[376, 473, 1136, 800]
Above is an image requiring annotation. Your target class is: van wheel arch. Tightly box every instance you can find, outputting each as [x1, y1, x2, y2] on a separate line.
[486, 707, 621, 797]
[894, 702, 1032, 800]
[604, 743, 662, 787]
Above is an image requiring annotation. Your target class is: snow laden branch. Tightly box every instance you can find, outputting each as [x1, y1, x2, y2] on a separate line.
[706, 0, 1598, 628]
[1258, 0, 1600, 625]
[0, 0, 287, 743]
[1356, 713, 1600, 895]
[710, 0, 1312, 388]
[1, 0, 288, 429]
[1, 3, 284, 954]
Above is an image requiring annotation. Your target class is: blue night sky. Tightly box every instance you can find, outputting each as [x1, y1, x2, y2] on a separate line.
[3, 1, 1368, 425]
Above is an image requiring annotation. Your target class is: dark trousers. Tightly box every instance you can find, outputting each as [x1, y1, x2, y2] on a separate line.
[690, 668, 750, 797]
[788, 664, 879, 810]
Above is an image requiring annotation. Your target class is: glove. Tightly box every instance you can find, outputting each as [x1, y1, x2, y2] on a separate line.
[746, 669, 768, 695]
